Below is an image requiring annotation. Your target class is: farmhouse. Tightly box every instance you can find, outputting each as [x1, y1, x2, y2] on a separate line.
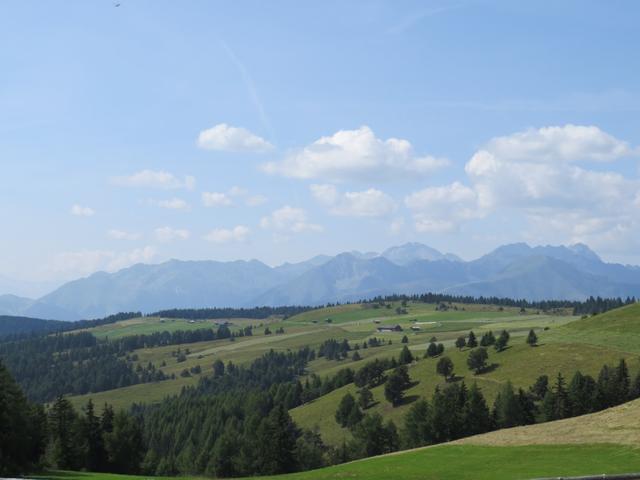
[376, 324, 403, 333]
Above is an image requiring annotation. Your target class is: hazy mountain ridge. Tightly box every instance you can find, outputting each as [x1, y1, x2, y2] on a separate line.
[1, 242, 638, 320]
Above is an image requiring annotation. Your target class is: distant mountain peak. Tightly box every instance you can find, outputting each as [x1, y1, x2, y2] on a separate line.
[1, 241, 634, 321]
[381, 242, 461, 265]
[568, 243, 601, 262]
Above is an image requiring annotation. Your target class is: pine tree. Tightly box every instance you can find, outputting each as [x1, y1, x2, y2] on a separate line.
[493, 382, 525, 428]
[455, 336, 466, 350]
[480, 331, 496, 347]
[401, 399, 431, 448]
[398, 345, 414, 365]
[212, 359, 225, 377]
[615, 358, 630, 402]
[530, 375, 549, 400]
[462, 383, 491, 435]
[358, 387, 374, 410]
[48, 395, 82, 469]
[255, 405, 299, 474]
[335, 393, 362, 428]
[567, 371, 596, 416]
[467, 347, 488, 374]
[104, 411, 144, 474]
[0, 360, 47, 475]
[494, 330, 510, 352]
[467, 331, 478, 348]
[349, 414, 399, 458]
[384, 366, 411, 407]
[425, 341, 439, 358]
[436, 356, 454, 382]
[401, 335, 409, 344]
[82, 399, 107, 471]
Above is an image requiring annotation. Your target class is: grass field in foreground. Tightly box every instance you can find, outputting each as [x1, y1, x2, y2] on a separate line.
[36, 444, 640, 480]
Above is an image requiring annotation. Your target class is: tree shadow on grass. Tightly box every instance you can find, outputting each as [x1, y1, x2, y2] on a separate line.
[481, 362, 499, 374]
[400, 394, 420, 406]
[364, 400, 380, 410]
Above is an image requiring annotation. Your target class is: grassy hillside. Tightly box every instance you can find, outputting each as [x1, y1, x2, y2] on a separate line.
[549, 302, 640, 353]
[290, 303, 639, 446]
[458, 397, 640, 447]
[65, 302, 571, 411]
[291, 340, 639, 445]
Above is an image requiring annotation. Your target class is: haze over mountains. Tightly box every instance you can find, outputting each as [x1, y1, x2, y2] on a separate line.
[1, 242, 639, 321]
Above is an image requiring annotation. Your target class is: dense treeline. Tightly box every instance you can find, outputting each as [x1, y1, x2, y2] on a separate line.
[139, 348, 324, 477]
[149, 306, 314, 320]
[0, 332, 157, 402]
[0, 360, 47, 475]
[0, 324, 250, 402]
[356, 293, 636, 315]
[0, 312, 141, 343]
[0, 315, 68, 338]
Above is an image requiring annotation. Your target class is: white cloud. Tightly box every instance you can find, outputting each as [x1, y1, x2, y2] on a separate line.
[465, 125, 637, 213]
[229, 186, 248, 196]
[112, 170, 195, 190]
[70, 204, 95, 217]
[405, 182, 483, 233]
[473, 124, 633, 164]
[260, 206, 323, 233]
[262, 126, 448, 182]
[204, 225, 250, 244]
[202, 192, 233, 207]
[154, 227, 190, 243]
[245, 194, 268, 207]
[405, 124, 640, 244]
[201, 187, 267, 207]
[311, 184, 396, 217]
[108, 229, 141, 241]
[154, 198, 190, 210]
[197, 123, 273, 153]
[48, 246, 156, 278]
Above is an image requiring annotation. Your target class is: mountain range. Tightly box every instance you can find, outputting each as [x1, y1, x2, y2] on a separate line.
[1, 242, 639, 321]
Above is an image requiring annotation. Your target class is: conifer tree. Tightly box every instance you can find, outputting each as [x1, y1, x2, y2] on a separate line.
[358, 387, 374, 410]
[462, 383, 491, 435]
[398, 345, 414, 365]
[401, 399, 431, 448]
[467, 331, 478, 348]
[255, 405, 299, 475]
[104, 411, 144, 474]
[467, 347, 489, 374]
[335, 393, 362, 428]
[494, 330, 510, 352]
[425, 341, 439, 358]
[526, 329, 538, 346]
[82, 399, 107, 472]
[384, 366, 411, 407]
[436, 356, 454, 382]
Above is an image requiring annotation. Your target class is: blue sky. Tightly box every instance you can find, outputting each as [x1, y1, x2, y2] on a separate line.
[1, 0, 640, 295]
